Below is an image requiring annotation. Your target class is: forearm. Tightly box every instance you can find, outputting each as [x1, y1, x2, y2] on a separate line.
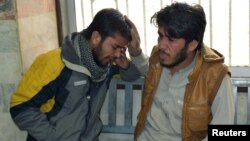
[129, 52, 149, 76]
[11, 107, 54, 141]
[119, 62, 142, 81]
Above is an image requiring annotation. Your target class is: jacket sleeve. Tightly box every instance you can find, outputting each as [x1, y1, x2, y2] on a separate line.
[129, 52, 149, 76]
[201, 74, 235, 141]
[9, 49, 65, 141]
[119, 52, 149, 81]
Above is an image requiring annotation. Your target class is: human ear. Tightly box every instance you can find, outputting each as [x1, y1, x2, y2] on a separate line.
[188, 40, 199, 51]
[91, 31, 101, 47]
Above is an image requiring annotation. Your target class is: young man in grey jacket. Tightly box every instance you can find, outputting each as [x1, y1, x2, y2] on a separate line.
[10, 8, 147, 141]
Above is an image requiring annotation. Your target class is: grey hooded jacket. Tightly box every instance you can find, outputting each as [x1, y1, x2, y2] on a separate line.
[10, 32, 148, 141]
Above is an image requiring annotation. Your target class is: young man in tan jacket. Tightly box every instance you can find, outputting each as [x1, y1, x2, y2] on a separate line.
[134, 2, 234, 141]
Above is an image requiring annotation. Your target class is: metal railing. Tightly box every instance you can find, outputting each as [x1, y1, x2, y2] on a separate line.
[73, 0, 250, 67]
[232, 78, 250, 124]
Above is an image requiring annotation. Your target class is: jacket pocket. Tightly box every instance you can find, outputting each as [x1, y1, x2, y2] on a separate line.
[187, 106, 211, 132]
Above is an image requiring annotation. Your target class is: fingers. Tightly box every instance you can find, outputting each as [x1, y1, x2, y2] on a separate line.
[124, 15, 142, 56]
[124, 15, 140, 45]
[124, 16, 134, 28]
[121, 47, 127, 54]
[124, 15, 139, 37]
[114, 53, 129, 69]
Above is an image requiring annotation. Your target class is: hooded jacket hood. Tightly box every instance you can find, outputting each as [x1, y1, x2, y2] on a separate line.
[60, 32, 92, 77]
[201, 44, 225, 63]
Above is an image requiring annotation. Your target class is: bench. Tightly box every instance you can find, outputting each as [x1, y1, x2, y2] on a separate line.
[102, 77, 144, 134]
[101, 77, 250, 136]
[232, 78, 250, 124]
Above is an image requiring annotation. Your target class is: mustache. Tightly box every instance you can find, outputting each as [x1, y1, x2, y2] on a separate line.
[159, 49, 169, 56]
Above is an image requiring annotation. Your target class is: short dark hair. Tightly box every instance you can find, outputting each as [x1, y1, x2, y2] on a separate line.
[151, 2, 206, 50]
[85, 8, 131, 42]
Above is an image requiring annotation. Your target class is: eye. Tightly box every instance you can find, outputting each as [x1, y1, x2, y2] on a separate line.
[165, 34, 175, 42]
[112, 46, 118, 50]
[167, 36, 174, 41]
[159, 35, 163, 39]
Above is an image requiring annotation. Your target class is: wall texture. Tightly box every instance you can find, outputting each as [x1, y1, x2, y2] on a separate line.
[0, 0, 58, 141]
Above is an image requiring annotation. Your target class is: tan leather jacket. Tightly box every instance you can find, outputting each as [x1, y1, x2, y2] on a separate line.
[134, 45, 230, 141]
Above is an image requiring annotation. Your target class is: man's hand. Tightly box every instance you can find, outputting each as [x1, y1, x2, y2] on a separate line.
[124, 16, 142, 57]
[114, 52, 130, 69]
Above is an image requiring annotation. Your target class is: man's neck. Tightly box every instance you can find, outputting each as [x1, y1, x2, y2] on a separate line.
[170, 52, 196, 75]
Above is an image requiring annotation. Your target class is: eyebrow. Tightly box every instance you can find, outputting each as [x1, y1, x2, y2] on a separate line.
[158, 31, 172, 38]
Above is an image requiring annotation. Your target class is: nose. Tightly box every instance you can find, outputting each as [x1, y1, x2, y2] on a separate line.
[158, 38, 168, 50]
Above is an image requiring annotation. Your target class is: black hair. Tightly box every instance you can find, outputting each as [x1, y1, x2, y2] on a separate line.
[151, 2, 206, 50]
[85, 8, 131, 42]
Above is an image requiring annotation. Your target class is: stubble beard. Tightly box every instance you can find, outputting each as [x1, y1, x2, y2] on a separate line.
[92, 42, 108, 67]
[160, 45, 188, 68]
